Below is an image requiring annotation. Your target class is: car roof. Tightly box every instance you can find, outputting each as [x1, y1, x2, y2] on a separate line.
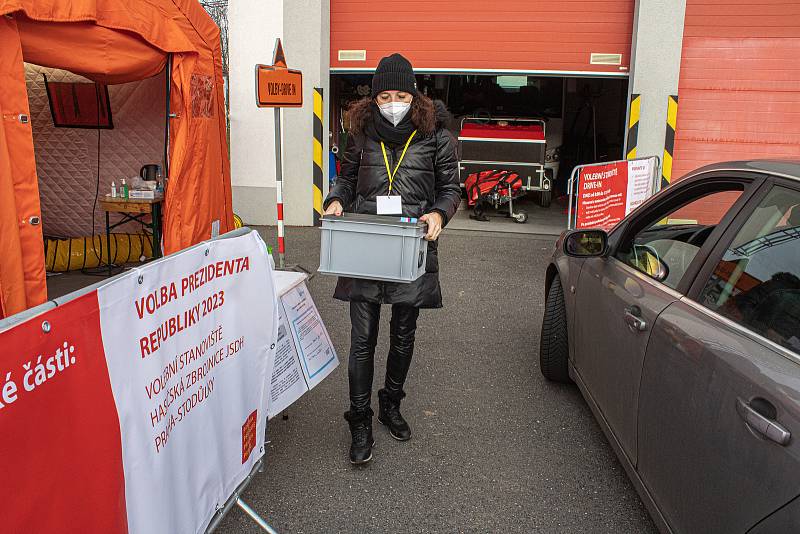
[687, 160, 800, 182]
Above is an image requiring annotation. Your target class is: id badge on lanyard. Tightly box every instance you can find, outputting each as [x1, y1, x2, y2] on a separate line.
[377, 195, 402, 215]
[377, 130, 417, 215]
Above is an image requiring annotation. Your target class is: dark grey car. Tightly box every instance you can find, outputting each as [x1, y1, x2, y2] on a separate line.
[540, 161, 800, 533]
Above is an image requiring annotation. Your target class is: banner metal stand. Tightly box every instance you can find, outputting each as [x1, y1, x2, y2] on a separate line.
[205, 455, 277, 533]
[236, 497, 278, 533]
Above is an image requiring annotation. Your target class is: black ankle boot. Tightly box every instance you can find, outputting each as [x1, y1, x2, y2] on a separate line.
[344, 407, 375, 464]
[377, 389, 411, 441]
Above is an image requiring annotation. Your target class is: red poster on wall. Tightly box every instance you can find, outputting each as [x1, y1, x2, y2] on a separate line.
[576, 161, 629, 229]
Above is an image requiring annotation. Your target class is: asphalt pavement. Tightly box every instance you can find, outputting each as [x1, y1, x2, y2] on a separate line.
[217, 226, 657, 534]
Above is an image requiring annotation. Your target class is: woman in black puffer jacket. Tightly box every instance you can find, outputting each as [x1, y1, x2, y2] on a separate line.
[323, 53, 460, 465]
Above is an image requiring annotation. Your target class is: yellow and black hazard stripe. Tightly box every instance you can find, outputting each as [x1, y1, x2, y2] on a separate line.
[662, 95, 678, 188]
[313, 87, 324, 226]
[626, 93, 641, 160]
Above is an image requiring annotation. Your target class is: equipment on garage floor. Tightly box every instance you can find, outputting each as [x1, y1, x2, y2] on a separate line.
[464, 170, 527, 223]
[458, 117, 552, 223]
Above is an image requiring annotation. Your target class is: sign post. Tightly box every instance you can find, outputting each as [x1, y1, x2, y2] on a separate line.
[256, 39, 303, 269]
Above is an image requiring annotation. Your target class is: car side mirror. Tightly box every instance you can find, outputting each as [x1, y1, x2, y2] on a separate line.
[564, 229, 608, 257]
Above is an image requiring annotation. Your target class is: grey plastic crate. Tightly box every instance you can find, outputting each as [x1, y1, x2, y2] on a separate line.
[318, 213, 428, 283]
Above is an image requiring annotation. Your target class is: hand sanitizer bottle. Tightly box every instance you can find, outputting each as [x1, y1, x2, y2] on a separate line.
[121, 178, 129, 199]
[111, 180, 117, 198]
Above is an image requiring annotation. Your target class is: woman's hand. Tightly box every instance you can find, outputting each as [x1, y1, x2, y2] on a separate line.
[420, 212, 443, 241]
[324, 200, 343, 216]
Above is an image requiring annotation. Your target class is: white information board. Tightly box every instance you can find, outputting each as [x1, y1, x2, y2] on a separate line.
[269, 272, 339, 418]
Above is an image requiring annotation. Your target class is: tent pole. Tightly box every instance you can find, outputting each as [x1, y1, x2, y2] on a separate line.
[164, 53, 172, 182]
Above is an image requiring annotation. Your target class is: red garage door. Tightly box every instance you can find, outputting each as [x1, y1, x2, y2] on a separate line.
[331, 0, 635, 75]
[672, 0, 800, 181]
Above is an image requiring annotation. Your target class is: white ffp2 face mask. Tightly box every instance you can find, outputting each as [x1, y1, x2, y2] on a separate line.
[378, 101, 411, 126]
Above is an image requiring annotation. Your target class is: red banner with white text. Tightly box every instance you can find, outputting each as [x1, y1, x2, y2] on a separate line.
[575, 158, 658, 230]
[0, 292, 128, 532]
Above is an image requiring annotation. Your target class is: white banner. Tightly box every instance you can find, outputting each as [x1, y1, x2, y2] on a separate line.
[98, 231, 278, 534]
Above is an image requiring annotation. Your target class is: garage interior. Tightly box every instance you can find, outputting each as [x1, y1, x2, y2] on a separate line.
[331, 73, 629, 235]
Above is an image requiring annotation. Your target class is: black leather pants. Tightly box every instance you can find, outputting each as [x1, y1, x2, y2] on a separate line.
[348, 301, 420, 412]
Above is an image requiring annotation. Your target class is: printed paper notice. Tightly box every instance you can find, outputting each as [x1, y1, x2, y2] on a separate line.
[281, 283, 338, 388]
[268, 305, 308, 418]
[626, 159, 656, 213]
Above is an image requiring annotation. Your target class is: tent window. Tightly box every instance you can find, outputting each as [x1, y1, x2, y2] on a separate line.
[44, 77, 113, 129]
[191, 73, 214, 118]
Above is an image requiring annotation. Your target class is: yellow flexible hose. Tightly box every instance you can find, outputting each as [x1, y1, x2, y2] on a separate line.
[44, 234, 154, 272]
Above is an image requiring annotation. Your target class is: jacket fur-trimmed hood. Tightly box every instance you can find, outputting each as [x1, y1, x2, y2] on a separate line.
[348, 96, 450, 137]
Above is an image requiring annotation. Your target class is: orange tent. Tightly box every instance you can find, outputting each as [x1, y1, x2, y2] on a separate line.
[0, 0, 233, 318]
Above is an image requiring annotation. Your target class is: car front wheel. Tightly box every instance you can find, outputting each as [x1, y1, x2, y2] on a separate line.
[539, 275, 572, 383]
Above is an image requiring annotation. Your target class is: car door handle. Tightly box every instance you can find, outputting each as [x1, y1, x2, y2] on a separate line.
[736, 398, 791, 446]
[624, 306, 647, 332]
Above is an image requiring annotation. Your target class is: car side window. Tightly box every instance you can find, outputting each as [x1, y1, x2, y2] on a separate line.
[615, 188, 743, 289]
[698, 186, 800, 355]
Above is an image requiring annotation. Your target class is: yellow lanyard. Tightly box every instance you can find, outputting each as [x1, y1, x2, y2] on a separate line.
[380, 130, 417, 193]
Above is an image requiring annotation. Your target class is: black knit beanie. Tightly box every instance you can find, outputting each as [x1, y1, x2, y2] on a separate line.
[371, 53, 417, 97]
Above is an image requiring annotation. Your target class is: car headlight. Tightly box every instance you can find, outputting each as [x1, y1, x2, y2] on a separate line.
[545, 146, 560, 163]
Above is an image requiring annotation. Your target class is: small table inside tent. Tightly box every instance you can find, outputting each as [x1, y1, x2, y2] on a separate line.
[99, 195, 164, 275]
